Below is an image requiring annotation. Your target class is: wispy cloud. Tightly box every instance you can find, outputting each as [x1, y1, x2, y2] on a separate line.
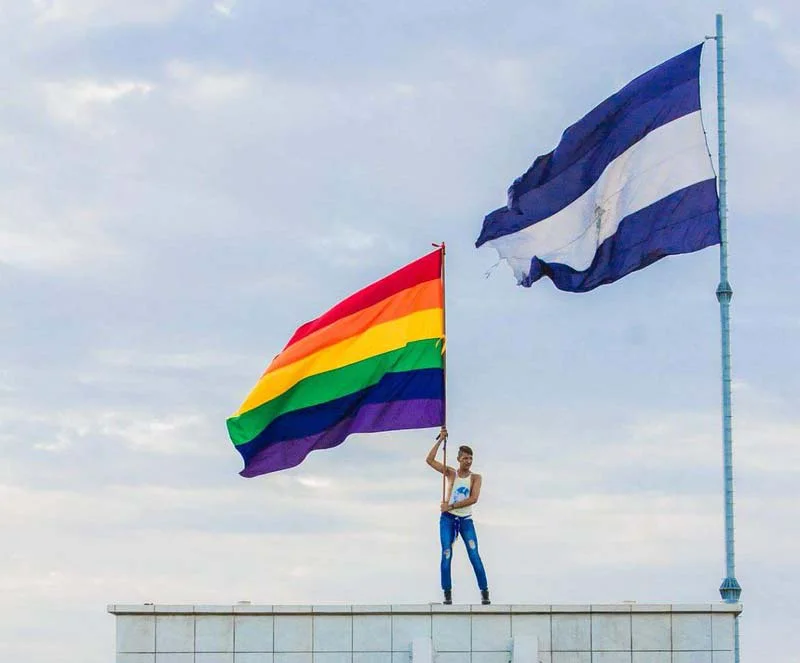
[31, 0, 188, 27]
[166, 61, 253, 105]
[213, 0, 236, 18]
[752, 7, 781, 31]
[40, 79, 153, 131]
[0, 196, 123, 271]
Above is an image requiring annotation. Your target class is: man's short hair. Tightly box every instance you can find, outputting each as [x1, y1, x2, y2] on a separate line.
[458, 445, 473, 457]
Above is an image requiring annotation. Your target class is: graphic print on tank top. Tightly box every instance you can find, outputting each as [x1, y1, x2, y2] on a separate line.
[449, 474, 472, 517]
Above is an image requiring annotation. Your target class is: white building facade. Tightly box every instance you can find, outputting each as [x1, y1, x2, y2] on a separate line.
[109, 602, 741, 663]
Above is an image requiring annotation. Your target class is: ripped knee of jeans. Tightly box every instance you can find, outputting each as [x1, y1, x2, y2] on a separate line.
[443, 548, 451, 559]
[468, 539, 476, 550]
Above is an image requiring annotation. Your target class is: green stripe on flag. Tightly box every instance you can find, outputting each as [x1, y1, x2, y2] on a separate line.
[227, 338, 443, 446]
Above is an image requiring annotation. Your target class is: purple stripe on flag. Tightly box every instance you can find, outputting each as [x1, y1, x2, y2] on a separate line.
[240, 398, 443, 477]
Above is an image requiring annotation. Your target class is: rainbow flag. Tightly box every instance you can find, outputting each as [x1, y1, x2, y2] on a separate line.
[228, 248, 446, 477]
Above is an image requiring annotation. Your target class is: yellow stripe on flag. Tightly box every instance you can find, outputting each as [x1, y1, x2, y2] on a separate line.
[237, 308, 443, 415]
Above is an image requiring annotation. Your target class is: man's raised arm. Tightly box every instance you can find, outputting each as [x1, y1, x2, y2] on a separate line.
[425, 426, 449, 474]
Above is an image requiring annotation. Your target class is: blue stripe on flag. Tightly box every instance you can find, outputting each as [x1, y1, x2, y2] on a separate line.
[509, 45, 702, 204]
[520, 179, 720, 292]
[476, 42, 720, 292]
[477, 44, 704, 247]
[235, 368, 444, 463]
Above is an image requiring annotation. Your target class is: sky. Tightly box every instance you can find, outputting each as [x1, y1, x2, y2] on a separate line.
[0, 0, 798, 661]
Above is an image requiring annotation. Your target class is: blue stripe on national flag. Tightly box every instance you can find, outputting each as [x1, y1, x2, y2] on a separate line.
[477, 44, 703, 247]
[520, 179, 720, 291]
[476, 42, 720, 293]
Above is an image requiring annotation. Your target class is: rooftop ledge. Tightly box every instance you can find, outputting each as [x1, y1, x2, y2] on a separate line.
[108, 602, 743, 615]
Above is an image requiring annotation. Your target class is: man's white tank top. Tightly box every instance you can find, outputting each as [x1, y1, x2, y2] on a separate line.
[448, 472, 473, 517]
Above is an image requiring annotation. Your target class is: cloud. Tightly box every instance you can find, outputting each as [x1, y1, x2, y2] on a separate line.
[166, 61, 253, 105]
[752, 7, 781, 31]
[777, 39, 800, 69]
[40, 78, 153, 131]
[0, 198, 123, 271]
[213, 0, 235, 18]
[94, 348, 251, 371]
[296, 476, 333, 489]
[31, 0, 188, 27]
[308, 225, 387, 266]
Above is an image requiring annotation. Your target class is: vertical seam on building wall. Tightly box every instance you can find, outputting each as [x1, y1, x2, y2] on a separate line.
[430, 611, 433, 663]
[469, 610, 473, 663]
[428, 612, 431, 660]
[629, 610, 633, 663]
[669, 610, 673, 658]
[509, 614, 513, 663]
[505, 614, 512, 660]
[628, 611, 633, 663]
[709, 611, 715, 661]
[193, 612, 197, 663]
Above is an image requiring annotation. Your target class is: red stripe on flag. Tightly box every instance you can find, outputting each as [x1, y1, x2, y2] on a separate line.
[284, 248, 442, 349]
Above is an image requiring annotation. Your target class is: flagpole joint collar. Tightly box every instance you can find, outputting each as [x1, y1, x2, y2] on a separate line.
[719, 576, 742, 602]
[716, 281, 733, 302]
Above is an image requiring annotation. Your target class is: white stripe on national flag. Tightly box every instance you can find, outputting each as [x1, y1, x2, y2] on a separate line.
[485, 111, 716, 283]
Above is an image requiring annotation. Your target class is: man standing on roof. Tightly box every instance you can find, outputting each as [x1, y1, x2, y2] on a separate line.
[426, 425, 490, 605]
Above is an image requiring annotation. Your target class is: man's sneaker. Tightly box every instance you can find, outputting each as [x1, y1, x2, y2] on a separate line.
[443, 590, 452, 605]
[480, 590, 491, 605]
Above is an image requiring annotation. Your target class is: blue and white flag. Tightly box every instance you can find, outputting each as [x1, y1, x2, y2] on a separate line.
[476, 44, 720, 292]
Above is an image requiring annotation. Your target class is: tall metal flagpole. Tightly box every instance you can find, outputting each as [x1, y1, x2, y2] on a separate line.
[713, 12, 742, 663]
[437, 243, 448, 503]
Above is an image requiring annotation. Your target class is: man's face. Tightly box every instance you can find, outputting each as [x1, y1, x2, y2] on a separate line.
[457, 452, 473, 470]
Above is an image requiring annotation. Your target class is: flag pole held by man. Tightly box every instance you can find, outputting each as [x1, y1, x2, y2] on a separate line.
[476, 43, 720, 291]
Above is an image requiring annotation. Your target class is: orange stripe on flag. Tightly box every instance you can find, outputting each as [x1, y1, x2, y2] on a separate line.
[285, 248, 442, 349]
[266, 279, 442, 373]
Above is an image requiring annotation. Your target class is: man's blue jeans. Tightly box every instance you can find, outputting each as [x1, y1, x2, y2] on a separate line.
[439, 512, 488, 591]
